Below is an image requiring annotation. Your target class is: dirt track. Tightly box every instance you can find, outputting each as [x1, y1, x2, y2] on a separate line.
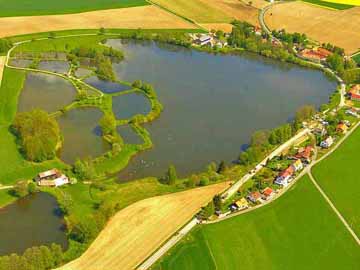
[56, 182, 230, 270]
[265, 2, 360, 55]
[0, 6, 195, 38]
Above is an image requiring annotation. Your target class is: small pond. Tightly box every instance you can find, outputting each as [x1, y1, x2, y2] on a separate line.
[58, 107, 110, 164]
[0, 192, 67, 255]
[85, 76, 132, 94]
[10, 59, 32, 68]
[38, 60, 70, 74]
[117, 125, 143, 145]
[106, 40, 337, 181]
[18, 72, 76, 113]
[112, 93, 151, 120]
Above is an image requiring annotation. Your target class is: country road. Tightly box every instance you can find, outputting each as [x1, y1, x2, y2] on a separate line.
[0, 185, 13, 190]
[0, 56, 5, 88]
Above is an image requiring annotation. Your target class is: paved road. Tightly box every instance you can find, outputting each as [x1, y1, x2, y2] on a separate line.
[223, 128, 310, 201]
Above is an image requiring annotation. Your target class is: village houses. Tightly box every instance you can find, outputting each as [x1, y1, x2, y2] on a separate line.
[320, 136, 334, 148]
[261, 187, 274, 201]
[247, 191, 262, 203]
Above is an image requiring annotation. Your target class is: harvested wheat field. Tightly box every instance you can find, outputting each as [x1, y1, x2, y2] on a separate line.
[200, 0, 262, 26]
[57, 182, 231, 270]
[0, 57, 5, 87]
[151, 0, 232, 23]
[0, 6, 195, 38]
[265, 1, 360, 55]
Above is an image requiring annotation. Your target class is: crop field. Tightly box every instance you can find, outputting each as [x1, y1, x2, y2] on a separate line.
[0, 0, 149, 17]
[0, 6, 195, 39]
[150, 0, 232, 23]
[56, 182, 230, 270]
[154, 176, 360, 270]
[265, 1, 360, 55]
[312, 126, 360, 237]
[301, 0, 355, 10]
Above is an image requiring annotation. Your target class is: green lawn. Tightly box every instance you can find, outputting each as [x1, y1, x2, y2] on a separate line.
[0, 0, 149, 18]
[154, 175, 360, 270]
[301, 0, 354, 9]
[0, 189, 17, 208]
[312, 126, 360, 237]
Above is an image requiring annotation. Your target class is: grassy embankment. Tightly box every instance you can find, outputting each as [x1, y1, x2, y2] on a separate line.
[154, 175, 360, 270]
[300, 0, 355, 9]
[312, 125, 360, 237]
[0, 0, 149, 17]
[352, 53, 360, 65]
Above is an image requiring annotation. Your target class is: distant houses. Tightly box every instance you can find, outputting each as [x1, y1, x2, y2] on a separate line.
[230, 198, 249, 211]
[336, 123, 348, 134]
[195, 34, 212, 46]
[36, 169, 69, 187]
[261, 187, 274, 200]
[298, 47, 332, 63]
[247, 191, 262, 203]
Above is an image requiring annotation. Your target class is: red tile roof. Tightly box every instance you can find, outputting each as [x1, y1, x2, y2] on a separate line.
[263, 187, 274, 197]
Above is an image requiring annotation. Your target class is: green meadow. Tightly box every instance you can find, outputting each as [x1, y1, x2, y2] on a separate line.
[154, 175, 360, 270]
[0, 0, 149, 17]
[312, 126, 360, 237]
[301, 0, 354, 9]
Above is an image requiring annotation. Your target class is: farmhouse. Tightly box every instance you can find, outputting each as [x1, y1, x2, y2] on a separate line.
[247, 191, 262, 203]
[320, 136, 334, 148]
[299, 47, 332, 63]
[349, 85, 360, 101]
[262, 187, 274, 200]
[36, 169, 69, 187]
[195, 34, 212, 46]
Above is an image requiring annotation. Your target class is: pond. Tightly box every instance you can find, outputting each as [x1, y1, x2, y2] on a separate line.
[10, 59, 32, 68]
[106, 40, 337, 181]
[117, 125, 143, 145]
[18, 72, 77, 113]
[0, 192, 67, 255]
[112, 93, 151, 120]
[58, 107, 110, 164]
[84, 76, 132, 94]
[38, 60, 70, 74]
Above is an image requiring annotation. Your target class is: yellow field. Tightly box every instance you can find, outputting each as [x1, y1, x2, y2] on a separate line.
[150, 0, 232, 23]
[265, 1, 360, 55]
[56, 182, 231, 270]
[324, 0, 360, 5]
[0, 6, 195, 38]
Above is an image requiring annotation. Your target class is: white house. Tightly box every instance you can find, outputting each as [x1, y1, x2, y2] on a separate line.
[196, 34, 212, 46]
[320, 136, 334, 148]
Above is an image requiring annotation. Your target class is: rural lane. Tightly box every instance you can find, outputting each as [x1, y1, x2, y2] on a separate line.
[0, 56, 5, 88]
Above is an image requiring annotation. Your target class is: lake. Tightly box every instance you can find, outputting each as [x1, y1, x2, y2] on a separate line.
[106, 40, 337, 181]
[113, 93, 151, 120]
[0, 192, 67, 255]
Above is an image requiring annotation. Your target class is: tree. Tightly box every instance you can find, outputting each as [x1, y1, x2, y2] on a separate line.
[198, 201, 215, 220]
[132, 80, 143, 89]
[13, 109, 60, 162]
[217, 161, 226, 174]
[294, 105, 316, 129]
[27, 182, 37, 194]
[99, 27, 106, 35]
[73, 158, 97, 181]
[326, 53, 344, 73]
[99, 113, 116, 135]
[250, 130, 269, 148]
[213, 194, 222, 211]
[166, 165, 177, 185]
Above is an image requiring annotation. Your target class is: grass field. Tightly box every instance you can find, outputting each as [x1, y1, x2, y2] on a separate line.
[0, 0, 149, 17]
[0, 189, 16, 208]
[0, 6, 196, 39]
[301, 0, 355, 9]
[154, 175, 360, 270]
[56, 182, 230, 270]
[312, 126, 360, 237]
[265, 1, 360, 55]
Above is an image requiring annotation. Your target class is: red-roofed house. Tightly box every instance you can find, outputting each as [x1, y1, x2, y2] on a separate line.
[247, 191, 262, 203]
[299, 47, 332, 62]
[295, 146, 313, 164]
[275, 165, 295, 186]
[262, 187, 274, 200]
[349, 85, 360, 101]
